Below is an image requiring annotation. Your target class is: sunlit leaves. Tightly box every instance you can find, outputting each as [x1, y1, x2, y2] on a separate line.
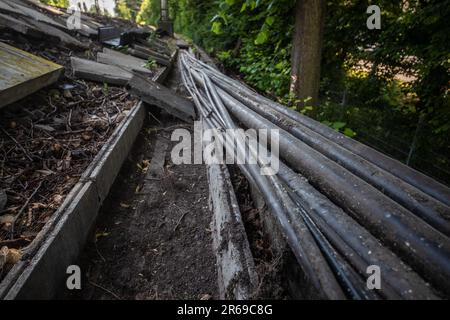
[255, 30, 268, 44]
[211, 21, 222, 34]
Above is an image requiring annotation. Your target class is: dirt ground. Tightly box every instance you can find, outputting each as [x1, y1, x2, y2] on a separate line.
[62, 114, 218, 300]
[61, 63, 219, 300]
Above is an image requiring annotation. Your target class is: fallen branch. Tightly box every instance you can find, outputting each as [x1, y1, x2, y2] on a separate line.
[10, 181, 43, 239]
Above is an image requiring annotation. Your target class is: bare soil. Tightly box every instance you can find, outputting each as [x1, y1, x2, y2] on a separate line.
[64, 113, 218, 300]
[228, 166, 290, 300]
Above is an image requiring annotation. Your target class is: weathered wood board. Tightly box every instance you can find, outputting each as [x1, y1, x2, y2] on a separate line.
[12, 0, 97, 38]
[0, 42, 64, 109]
[23, 16, 87, 48]
[71, 57, 133, 86]
[0, 0, 67, 31]
[176, 39, 190, 50]
[0, 13, 42, 37]
[127, 48, 170, 66]
[133, 44, 170, 59]
[26, 0, 66, 16]
[0, 13, 86, 49]
[127, 75, 196, 123]
[97, 48, 153, 75]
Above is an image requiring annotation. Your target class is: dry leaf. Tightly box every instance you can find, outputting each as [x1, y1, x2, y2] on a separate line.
[82, 133, 92, 141]
[95, 232, 109, 241]
[6, 248, 22, 265]
[0, 246, 8, 269]
[53, 194, 64, 205]
[0, 214, 15, 226]
[0, 246, 22, 267]
[135, 185, 141, 194]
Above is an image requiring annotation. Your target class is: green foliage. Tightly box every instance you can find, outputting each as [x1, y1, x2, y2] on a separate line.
[103, 82, 109, 95]
[322, 0, 449, 135]
[321, 120, 357, 138]
[116, 0, 133, 20]
[145, 59, 157, 70]
[39, 0, 69, 7]
[136, 0, 159, 25]
[39, 0, 449, 181]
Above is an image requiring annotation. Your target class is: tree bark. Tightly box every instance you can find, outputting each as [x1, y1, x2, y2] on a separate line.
[290, 0, 326, 108]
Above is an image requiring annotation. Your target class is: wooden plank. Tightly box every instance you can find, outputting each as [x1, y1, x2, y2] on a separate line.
[0, 42, 64, 109]
[176, 39, 190, 50]
[70, 57, 132, 86]
[23, 17, 87, 49]
[127, 48, 170, 66]
[0, 12, 43, 37]
[97, 48, 153, 75]
[17, 1, 97, 38]
[1, 0, 67, 31]
[127, 75, 195, 123]
[76, 22, 98, 38]
[0, 1, 27, 16]
[26, 0, 66, 16]
[139, 39, 172, 56]
[0, 12, 86, 49]
[133, 44, 170, 60]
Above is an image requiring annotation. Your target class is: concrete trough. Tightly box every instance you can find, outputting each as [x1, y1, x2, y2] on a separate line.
[201, 120, 258, 300]
[0, 60, 174, 300]
[0, 101, 146, 300]
[207, 162, 258, 300]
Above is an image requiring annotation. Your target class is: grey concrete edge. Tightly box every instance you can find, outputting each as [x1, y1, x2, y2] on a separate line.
[201, 122, 258, 300]
[207, 162, 259, 300]
[0, 50, 178, 299]
[0, 101, 146, 300]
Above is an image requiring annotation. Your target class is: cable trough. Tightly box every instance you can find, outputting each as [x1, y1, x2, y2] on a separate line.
[179, 51, 450, 300]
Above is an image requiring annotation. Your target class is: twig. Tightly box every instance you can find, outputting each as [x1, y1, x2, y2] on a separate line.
[148, 110, 162, 125]
[11, 181, 43, 239]
[94, 241, 106, 263]
[1, 128, 33, 162]
[67, 108, 73, 131]
[89, 281, 121, 300]
[173, 210, 189, 232]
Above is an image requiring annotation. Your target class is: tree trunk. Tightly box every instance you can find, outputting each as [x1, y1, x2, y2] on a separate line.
[290, 0, 326, 108]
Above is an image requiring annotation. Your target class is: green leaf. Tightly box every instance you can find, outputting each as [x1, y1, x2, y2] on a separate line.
[211, 21, 222, 34]
[265, 16, 275, 26]
[332, 122, 346, 130]
[275, 62, 284, 69]
[344, 128, 357, 137]
[225, 0, 235, 6]
[255, 30, 269, 45]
